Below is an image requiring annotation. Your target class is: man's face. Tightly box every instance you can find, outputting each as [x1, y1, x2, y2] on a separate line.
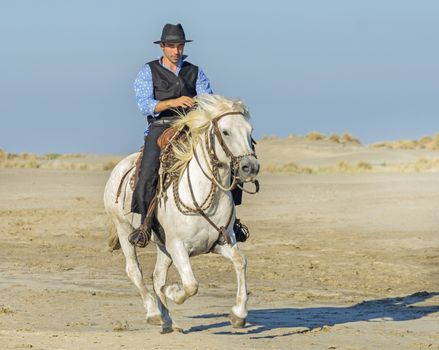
[160, 42, 185, 65]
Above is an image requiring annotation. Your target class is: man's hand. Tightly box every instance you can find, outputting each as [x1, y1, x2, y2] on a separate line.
[154, 96, 194, 113]
[171, 96, 194, 108]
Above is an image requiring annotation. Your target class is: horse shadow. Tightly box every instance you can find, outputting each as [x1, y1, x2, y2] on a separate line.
[188, 291, 439, 337]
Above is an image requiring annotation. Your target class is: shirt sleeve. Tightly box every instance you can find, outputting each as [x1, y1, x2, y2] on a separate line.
[196, 67, 213, 95]
[133, 64, 159, 117]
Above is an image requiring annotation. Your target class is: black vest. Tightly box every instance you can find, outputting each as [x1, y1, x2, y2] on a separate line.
[148, 59, 198, 118]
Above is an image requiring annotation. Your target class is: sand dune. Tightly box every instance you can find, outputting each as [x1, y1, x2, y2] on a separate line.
[257, 136, 439, 166]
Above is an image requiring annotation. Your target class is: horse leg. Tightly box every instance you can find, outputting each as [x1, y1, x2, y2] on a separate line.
[152, 246, 182, 333]
[115, 220, 164, 326]
[212, 243, 248, 328]
[162, 241, 199, 305]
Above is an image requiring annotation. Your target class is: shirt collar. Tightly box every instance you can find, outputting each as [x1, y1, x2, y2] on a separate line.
[158, 55, 188, 71]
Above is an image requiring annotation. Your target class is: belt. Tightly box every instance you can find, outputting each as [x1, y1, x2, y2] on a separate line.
[150, 117, 177, 126]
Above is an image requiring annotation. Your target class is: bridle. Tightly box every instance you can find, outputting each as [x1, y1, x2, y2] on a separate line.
[171, 110, 260, 244]
[195, 111, 259, 194]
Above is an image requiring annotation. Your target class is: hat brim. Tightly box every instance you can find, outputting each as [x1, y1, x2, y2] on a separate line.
[154, 39, 193, 44]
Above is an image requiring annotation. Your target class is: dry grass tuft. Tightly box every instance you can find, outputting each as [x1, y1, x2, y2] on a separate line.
[262, 162, 313, 174]
[371, 133, 439, 150]
[0, 151, 40, 168]
[329, 133, 341, 143]
[260, 135, 280, 141]
[44, 153, 63, 160]
[340, 133, 361, 146]
[103, 161, 118, 171]
[419, 136, 432, 147]
[263, 160, 376, 174]
[306, 131, 325, 141]
[0, 149, 115, 170]
[371, 142, 391, 149]
[425, 133, 439, 150]
[392, 140, 419, 150]
[413, 158, 439, 171]
[357, 161, 373, 170]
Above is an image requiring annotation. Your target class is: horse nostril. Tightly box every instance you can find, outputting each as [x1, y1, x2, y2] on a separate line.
[242, 165, 250, 173]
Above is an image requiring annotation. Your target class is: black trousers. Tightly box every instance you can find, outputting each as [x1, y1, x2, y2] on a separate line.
[131, 124, 243, 223]
[131, 124, 168, 223]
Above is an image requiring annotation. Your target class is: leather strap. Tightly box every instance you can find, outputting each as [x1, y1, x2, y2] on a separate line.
[187, 163, 234, 244]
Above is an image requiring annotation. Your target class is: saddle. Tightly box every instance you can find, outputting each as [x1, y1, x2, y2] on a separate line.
[130, 127, 178, 192]
[115, 127, 181, 205]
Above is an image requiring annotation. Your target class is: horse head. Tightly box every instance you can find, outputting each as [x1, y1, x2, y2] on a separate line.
[211, 111, 260, 183]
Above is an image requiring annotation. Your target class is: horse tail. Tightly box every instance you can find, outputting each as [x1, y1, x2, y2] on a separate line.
[106, 217, 121, 251]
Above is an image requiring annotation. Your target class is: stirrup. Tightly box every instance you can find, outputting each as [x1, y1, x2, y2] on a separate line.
[128, 225, 151, 248]
[234, 219, 250, 243]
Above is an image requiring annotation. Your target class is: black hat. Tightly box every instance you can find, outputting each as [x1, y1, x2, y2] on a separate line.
[154, 23, 193, 44]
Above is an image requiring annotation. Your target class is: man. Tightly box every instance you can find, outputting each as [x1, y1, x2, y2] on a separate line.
[129, 23, 248, 247]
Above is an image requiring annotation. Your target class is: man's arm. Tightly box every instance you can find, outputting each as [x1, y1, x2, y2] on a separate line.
[134, 64, 194, 116]
[196, 67, 213, 95]
[134, 64, 159, 116]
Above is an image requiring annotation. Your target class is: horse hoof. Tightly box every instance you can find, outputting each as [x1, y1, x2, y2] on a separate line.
[146, 314, 163, 326]
[160, 326, 173, 334]
[229, 311, 246, 328]
[173, 326, 184, 333]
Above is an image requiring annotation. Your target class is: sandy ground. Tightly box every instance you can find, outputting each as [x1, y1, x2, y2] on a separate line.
[1, 168, 438, 350]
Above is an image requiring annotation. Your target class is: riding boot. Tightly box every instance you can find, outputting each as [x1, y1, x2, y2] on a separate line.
[233, 218, 250, 242]
[230, 178, 250, 242]
[128, 220, 151, 248]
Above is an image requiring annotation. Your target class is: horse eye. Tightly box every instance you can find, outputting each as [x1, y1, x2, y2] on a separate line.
[222, 130, 230, 136]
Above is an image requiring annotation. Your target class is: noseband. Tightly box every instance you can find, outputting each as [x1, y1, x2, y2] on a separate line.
[198, 111, 259, 194]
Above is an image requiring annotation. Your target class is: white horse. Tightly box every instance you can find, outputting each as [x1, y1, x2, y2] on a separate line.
[103, 95, 260, 333]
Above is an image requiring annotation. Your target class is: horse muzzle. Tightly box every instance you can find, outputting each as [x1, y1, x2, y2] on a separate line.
[238, 156, 260, 182]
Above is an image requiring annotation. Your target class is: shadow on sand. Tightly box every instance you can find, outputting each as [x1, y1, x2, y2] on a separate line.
[188, 291, 439, 338]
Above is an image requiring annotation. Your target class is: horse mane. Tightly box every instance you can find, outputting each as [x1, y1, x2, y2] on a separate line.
[166, 94, 250, 177]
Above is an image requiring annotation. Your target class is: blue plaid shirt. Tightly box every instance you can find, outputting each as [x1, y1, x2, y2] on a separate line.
[134, 55, 213, 135]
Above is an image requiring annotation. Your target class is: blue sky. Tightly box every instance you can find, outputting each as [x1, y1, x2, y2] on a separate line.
[1, 0, 438, 154]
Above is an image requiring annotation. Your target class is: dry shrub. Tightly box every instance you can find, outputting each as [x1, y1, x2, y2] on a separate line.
[371, 133, 439, 150]
[45, 153, 62, 160]
[419, 136, 432, 147]
[260, 135, 279, 141]
[19, 153, 38, 161]
[281, 162, 299, 172]
[262, 162, 313, 174]
[103, 161, 118, 171]
[392, 140, 418, 150]
[262, 163, 278, 173]
[61, 153, 85, 159]
[306, 131, 325, 141]
[340, 133, 361, 145]
[414, 158, 439, 171]
[337, 161, 353, 172]
[281, 162, 313, 174]
[425, 133, 439, 150]
[329, 133, 341, 143]
[0, 149, 6, 160]
[0, 160, 39, 169]
[357, 161, 373, 170]
[371, 142, 391, 148]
